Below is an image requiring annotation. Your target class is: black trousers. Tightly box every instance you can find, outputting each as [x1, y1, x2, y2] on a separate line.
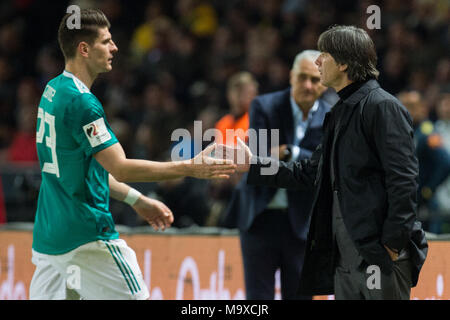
[332, 191, 412, 300]
[239, 209, 311, 300]
[334, 258, 412, 300]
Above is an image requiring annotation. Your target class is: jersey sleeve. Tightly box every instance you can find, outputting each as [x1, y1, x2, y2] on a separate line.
[68, 93, 119, 156]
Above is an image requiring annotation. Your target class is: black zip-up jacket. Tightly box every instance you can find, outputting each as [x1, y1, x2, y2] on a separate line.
[247, 80, 428, 295]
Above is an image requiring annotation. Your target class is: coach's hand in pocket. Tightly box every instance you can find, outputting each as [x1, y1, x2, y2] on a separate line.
[384, 245, 400, 261]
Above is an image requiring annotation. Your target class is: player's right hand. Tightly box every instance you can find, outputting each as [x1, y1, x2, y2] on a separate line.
[189, 143, 237, 179]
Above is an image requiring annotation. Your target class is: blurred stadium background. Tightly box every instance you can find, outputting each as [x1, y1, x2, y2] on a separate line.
[0, 0, 449, 300]
[0, 0, 449, 230]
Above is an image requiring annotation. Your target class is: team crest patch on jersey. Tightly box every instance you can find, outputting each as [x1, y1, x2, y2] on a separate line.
[83, 118, 112, 148]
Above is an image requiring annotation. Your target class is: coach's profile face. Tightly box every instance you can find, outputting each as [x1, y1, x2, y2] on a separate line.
[290, 58, 325, 108]
[315, 52, 347, 89]
[84, 27, 118, 74]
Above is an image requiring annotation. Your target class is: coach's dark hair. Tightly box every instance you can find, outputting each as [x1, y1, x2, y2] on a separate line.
[58, 8, 110, 60]
[318, 25, 379, 81]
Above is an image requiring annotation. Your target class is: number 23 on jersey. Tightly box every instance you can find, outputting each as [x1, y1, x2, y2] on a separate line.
[36, 107, 60, 178]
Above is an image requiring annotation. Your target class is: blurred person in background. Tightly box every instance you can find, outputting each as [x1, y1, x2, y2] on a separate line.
[222, 50, 335, 300]
[265, 57, 290, 93]
[131, 81, 183, 161]
[209, 72, 258, 226]
[176, 0, 218, 39]
[6, 105, 38, 163]
[432, 92, 450, 233]
[398, 90, 450, 234]
[35, 46, 64, 90]
[215, 71, 258, 146]
[244, 25, 281, 92]
[0, 55, 16, 153]
[1, 77, 40, 163]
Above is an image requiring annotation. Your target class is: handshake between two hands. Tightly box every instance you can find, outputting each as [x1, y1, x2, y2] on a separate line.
[135, 138, 253, 232]
[192, 137, 254, 180]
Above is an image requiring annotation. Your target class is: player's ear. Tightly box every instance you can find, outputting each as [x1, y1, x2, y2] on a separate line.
[78, 41, 90, 58]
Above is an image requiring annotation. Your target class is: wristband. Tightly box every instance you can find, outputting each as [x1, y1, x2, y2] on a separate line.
[123, 188, 142, 206]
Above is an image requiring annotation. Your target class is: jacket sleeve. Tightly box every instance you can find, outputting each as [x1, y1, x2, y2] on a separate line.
[365, 99, 419, 251]
[247, 143, 322, 191]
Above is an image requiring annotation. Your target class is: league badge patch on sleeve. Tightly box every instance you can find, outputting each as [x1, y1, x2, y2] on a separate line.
[83, 118, 112, 148]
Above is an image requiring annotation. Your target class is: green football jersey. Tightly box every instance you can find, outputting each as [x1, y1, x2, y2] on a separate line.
[33, 70, 120, 255]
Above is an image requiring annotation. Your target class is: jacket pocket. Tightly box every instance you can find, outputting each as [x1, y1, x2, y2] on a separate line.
[357, 241, 394, 275]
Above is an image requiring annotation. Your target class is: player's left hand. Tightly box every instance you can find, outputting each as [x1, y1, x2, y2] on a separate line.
[132, 196, 174, 231]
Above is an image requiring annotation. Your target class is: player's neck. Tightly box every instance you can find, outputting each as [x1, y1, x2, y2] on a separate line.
[65, 60, 98, 89]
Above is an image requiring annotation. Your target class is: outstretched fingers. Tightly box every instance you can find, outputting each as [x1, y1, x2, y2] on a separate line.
[214, 144, 236, 161]
[201, 143, 217, 158]
[203, 155, 234, 165]
[209, 174, 231, 180]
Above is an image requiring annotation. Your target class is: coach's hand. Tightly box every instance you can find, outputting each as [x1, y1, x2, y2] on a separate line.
[384, 245, 400, 261]
[189, 143, 237, 179]
[132, 196, 174, 231]
[215, 138, 253, 173]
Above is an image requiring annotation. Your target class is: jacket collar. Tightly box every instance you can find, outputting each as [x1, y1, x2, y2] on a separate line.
[331, 80, 380, 147]
[341, 79, 379, 108]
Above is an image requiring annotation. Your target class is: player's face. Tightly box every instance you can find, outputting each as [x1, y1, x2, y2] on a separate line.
[290, 59, 325, 107]
[315, 52, 343, 89]
[88, 27, 118, 73]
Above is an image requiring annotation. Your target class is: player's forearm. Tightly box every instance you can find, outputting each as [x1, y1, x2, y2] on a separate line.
[109, 174, 145, 209]
[113, 158, 193, 183]
[109, 174, 133, 201]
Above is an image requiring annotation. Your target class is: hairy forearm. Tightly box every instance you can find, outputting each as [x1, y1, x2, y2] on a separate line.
[95, 142, 234, 183]
[113, 158, 192, 183]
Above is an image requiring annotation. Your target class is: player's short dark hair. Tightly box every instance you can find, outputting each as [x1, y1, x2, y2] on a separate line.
[58, 8, 110, 60]
[318, 25, 379, 82]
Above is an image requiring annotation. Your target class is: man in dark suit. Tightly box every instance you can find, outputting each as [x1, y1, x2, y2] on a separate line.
[219, 26, 428, 300]
[222, 50, 337, 299]
[398, 90, 450, 233]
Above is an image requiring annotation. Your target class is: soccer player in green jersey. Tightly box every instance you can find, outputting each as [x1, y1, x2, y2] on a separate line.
[29, 8, 236, 300]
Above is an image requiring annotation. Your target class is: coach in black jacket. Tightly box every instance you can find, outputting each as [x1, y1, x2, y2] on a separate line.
[222, 26, 428, 300]
[223, 50, 336, 299]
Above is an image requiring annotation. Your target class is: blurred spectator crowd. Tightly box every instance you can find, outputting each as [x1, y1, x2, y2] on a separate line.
[0, 0, 449, 232]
